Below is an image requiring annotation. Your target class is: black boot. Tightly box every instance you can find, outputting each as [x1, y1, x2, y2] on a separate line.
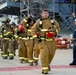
[69, 63, 76, 66]
[42, 70, 48, 74]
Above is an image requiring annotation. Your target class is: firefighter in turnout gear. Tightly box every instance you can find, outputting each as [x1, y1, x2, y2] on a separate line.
[11, 22, 18, 56]
[25, 17, 34, 66]
[33, 41, 40, 65]
[33, 32, 40, 65]
[31, 9, 60, 74]
[16, 16, 34, 64]
[20, 16, 35, 66]
[1, 18, 15, 59]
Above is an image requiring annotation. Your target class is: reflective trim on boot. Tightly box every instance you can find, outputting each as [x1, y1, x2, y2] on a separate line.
[2, 54, 8, 57]
[28, 60, 33, 66]
[29, 62, 33, 66]
[33, 57, 38, 60]
[9, 53, 14, 57]
[9, 53, 14, 59]
[42, 70, 48, 74]
[42, 67, 48, 70]
[42, 67, 48, 74]
[33, 58, 38, 65]
[19, 57, 25, 60]
[2, 54, 8, 59]
[28, 60, 33, 63]
[19, 57, 25, 63]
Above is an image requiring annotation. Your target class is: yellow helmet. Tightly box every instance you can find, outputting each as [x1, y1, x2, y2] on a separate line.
[5, 18, 11, 22]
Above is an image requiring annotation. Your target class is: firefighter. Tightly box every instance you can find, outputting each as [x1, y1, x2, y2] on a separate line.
[21, 16, 35, 66]
[1, 18, 15, 59]
[24, 17, 34, 66]
[16, 16, 34, 63]
[11, 22, 18, 56]
[22, 15, 40, 66]
[31, 9, 60, 74]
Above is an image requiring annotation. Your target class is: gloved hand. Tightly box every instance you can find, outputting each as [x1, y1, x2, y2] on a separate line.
[46, 31, 55, 38]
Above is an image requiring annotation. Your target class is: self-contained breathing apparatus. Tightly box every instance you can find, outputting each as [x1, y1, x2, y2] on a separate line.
[36, 18, 57, 43]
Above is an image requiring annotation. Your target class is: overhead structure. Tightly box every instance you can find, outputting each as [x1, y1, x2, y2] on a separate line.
[20, 0, 51, 19]
[0, 1, 20, 16]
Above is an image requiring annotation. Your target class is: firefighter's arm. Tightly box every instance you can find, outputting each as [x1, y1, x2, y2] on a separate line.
[21, 16, 31, 26]
[54, 20, 61, 34]
[4, 32, 13, 36]
[31, 19, 40, 38]
[21, 18, 27, 26]
[22, 15, 32, 22]
[0, 29, 3, 38]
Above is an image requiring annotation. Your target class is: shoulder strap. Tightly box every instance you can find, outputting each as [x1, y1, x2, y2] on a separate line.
[38, 18, 43, 31]
[26, 24, 29, 29]
[51, 19, 55, 25]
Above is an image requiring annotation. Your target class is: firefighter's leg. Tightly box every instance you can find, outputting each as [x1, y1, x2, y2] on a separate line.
[8, 39, 14, 59]
[18, 39, 26, 63]
[24, 40, 28, 63]
[2, 40, 9, 59]
[49, 41, 57, 64]
[39, 41, 49, 74]
[33, 43, 40, 65]
[48, 41, 57, 71]
[27, 40, 33, 66]
[47, 53, 55, 71]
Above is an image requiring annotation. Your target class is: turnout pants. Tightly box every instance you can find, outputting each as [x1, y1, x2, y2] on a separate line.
[33, 42, 40, 63]
[18, 39, 27, 62]
[2, 40, 9, 58]
[39, 40, 57, 71]
[2, 39, 15, 59]
[9, 39, 15, 58]
[26, 39, 34, 64]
